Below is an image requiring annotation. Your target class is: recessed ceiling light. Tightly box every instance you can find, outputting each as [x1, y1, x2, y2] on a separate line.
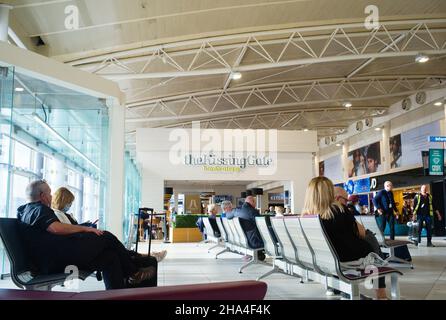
[15, 87, 24, 92]
[434, 101, 443, 106]
[415, 53, 429, 63]
[335, 143, 342, 147]
[231, 72, 242, 80]
[303, 128, 309, 132]
[375, 127, 382, 131]
[343, 102, 352, 108]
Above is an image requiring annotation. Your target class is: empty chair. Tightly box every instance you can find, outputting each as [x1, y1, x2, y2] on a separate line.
[283, 217, 315, 271]
[227, 218, 242, 249]
[360, 216, 413, 268]
[215, 218, 231, 259]
[202, 217, 223, 252]
[270, 217, 305, 281]
[255, 217, 285, 280]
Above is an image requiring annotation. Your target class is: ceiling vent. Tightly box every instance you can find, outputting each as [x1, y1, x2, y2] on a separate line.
[356, 121, 364, 131]
[401, 98, 411, 111]
[365, 118, 373, 127]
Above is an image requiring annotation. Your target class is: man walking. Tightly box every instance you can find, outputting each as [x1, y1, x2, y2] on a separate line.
[413, 185, 442, 247]
[373, 181, 398, 240]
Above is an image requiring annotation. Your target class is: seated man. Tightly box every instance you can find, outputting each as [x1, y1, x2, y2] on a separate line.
[235, 196, 265, 260]
[17, 180, 156, 290]
[207, 204, 221, 238]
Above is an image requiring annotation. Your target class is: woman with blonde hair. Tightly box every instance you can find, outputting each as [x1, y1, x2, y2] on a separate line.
[301, 176, 388, 300]
[52, 187, 166, 263]
[274, 206, 284, 216]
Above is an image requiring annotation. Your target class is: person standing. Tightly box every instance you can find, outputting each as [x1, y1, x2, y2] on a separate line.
[373, 181, 398, 240]
[413, 185, 442, 247]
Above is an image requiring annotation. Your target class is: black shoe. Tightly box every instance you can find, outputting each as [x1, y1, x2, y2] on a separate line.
[257, 251, 266, 261]
[427, 242, 435, 247]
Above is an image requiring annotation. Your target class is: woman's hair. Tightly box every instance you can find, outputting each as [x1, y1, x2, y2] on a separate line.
[275, 206, 284, 214]
[301, 176, 343, 219]
[52, 187, 75, 211]
[207, 203, 217, 215]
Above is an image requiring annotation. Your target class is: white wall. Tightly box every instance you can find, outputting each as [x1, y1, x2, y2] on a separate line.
[137, 129, 318, 213]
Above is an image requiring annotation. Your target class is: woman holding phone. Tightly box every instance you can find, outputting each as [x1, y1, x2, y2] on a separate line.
[51, 187, 167, 263]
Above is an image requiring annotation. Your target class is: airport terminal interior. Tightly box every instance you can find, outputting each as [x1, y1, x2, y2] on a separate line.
[0, 0, 446, 301]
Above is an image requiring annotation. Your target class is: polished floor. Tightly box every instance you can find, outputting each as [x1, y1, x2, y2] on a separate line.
[1, 237, 446, 299]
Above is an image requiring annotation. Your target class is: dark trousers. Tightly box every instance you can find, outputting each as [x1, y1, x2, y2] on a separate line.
[379, 213, 395, 240]
[417, 214, 432, 243]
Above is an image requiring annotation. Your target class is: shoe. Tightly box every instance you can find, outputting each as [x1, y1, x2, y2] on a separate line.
[326, 289, 335, 296]
[151, 250, 168, 262]
[128, 266, 156, 285]
[427, 242, 435, 247]
[257, 251, 266, 261]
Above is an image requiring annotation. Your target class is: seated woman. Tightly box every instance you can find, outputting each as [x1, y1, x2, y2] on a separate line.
[207, 204, 221, 238]
[52, 187, 167, 263]
[301, 176, 388, 300]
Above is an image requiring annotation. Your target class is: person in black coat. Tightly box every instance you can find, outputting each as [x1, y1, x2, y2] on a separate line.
[373, 181, 398, 240]
[235, 196, 264, 250]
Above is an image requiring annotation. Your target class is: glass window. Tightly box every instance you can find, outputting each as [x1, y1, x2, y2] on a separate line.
[13, 141, 32, 171]
[10, 174, 30, 217]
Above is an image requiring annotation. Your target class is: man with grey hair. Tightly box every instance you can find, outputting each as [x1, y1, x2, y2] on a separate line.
[220, 200, 235, 219]
[235, 196, 265, 260]
[373, 181, 398, 240]
[17, 180, 156, 289]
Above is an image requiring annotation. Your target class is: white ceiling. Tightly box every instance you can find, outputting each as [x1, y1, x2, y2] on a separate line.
[5, 0, 446, 158]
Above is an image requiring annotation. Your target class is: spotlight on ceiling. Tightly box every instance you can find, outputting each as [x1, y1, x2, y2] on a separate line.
[303, 128, 309, 132]
[15, 87, 24, 92]
[231, 72, 242, 80]
[335, 143, 342, 147]
[415, 53, 429, 63]
[343, 102, 352, 108]
[434, 101, 443, 106]
[374, 127, 382, 131]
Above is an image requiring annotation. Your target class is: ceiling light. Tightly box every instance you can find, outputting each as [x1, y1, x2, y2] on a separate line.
[15, 87, 24, 92]
[231, 72, 242, 80]
[343, 102, 352, 108]
[336, 143, 342, 147]
[374, 127, 382, 131]
[415, 53, 429, 63]
[434, 101, 443, 106]
[303, 128, 309, 132]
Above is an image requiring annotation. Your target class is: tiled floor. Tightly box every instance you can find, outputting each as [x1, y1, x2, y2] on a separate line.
[1, 237, 446, 299]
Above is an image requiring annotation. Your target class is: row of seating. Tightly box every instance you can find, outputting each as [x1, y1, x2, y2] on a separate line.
[205, 215, 404, 300]
[203, 217, 270, 273]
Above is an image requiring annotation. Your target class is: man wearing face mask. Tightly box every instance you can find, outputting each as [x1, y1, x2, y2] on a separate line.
[373, 181, 399, 240]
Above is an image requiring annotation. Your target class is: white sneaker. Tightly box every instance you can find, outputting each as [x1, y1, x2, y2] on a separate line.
[152, 250, 167, 262]
[326, 289, 335, 296]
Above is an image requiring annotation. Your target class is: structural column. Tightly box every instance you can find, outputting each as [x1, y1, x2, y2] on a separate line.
[342, 140, 350, 180]
[107, 101, 125, 240]
[381, 122, 391, 172]
[0, 4, 12, 42]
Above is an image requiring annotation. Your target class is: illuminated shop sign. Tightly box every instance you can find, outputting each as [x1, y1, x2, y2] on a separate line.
[184, 152, 273, 169]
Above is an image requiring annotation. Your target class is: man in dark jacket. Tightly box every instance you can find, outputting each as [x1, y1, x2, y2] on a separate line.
[235, 196, 265, 256]
[17, 180, 155, 289]
[373, 181, 398, 240]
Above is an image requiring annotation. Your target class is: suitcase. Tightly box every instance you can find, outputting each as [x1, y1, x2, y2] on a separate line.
[407, 221, 419, 243]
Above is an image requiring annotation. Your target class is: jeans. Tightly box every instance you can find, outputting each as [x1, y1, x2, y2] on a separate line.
[379, 213, 395, 240]
[417, 214, 433, 243]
